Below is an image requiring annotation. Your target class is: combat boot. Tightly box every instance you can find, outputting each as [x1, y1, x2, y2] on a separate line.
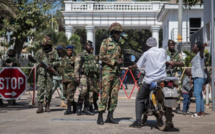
[97, 111, 104, 125]
[0, 99, 7, 107]
[44, 102, 51, 112]
[105, 111, 118, 124]
[60, 100, 67, 108]
[36, 103, 44, 113]
[77, 102, 82, 115]
[72, 102, 77, 113]
[84, 104, 94, 115]
[64, 102, 72, 115]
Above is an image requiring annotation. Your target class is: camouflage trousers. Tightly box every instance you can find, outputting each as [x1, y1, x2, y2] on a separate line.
[37, 74, 53, 103]
[52, 76, 65, 100]
[99, 72, 120, 112]
[77, 75, 92, 104]
[63, 80, 76, 103]
[84, 77, 97, 105]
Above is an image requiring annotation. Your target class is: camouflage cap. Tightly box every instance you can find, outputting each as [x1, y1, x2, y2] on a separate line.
[41, 37, 53, 46]
[109, 22, 123, 32]
[168, 40, 176, 45]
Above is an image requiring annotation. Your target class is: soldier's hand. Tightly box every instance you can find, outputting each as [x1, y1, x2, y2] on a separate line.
[116, 59, 123, 65]
[166, 61, 175, 68]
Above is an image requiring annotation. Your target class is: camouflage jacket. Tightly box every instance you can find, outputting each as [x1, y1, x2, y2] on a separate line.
[166, 50, 184, 77]
[35, 49, 60, 76]
[99, 36, 123, 74]
[61, 55, 75, 82]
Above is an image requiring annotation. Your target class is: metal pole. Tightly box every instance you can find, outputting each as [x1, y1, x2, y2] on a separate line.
[186, 2, 188, 50]
[211, 0, 215, 111]
[178, 0, 183, 52]
[206, 84, 209, 105]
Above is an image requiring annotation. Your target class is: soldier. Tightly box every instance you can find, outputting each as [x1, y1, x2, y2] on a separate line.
[2, 49, 20, 105]
[97, 22, 124, 125]
[35, 37, 60, 113]
[61, 45, 77, 115]
[166, 40, 185, 114]
[52, 45, 67, 108]
[74, 40, 97, 115]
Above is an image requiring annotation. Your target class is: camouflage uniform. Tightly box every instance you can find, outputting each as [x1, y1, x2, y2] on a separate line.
[61, 55, 76, 103]
[36, 49, 59, 104]
[74, 50, 98, 104]
[99, 36, 123, 112]
[166, 50, 184, 104]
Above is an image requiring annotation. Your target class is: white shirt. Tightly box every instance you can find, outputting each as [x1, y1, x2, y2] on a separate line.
[191, 52, 207, 78]
[136, 47, 167, 84]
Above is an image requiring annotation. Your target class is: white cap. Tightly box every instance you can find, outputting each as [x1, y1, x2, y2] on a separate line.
[146, 37, 157, 47]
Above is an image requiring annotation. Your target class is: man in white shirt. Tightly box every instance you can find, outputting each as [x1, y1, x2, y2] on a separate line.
[129, 37, 173, 128]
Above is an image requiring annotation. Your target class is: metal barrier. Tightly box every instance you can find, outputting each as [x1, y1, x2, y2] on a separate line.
[119, 68, 140, 99]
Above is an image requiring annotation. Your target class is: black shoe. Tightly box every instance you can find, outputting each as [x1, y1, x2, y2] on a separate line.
[105, 111, 118, 124]
[84, 107, 95, 115]
[89, 105, 95, 113]
[97, 112, 104, 125]
[175, 104, 183, 114]
[129, 121, 142, 128]
[0, 99, 7, 107]
[64, 102, 72, 115]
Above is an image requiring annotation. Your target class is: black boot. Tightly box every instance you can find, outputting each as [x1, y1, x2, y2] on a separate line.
[64, 102, 72, 115]
[105, 111, 118, 124]
[36, 103, 44, 113]
[44, 102, 51, 112]
[84, 104, 94, 115]
[89, 105, 94, 113]
[97, 112, 104, 125]
[176, 104, 183, 114]
[72, 102, 77, 113]
[77, 102, 82, 115]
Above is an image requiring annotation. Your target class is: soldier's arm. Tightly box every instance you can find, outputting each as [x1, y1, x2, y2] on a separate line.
[74, 53, 82, 80]
[51, 51, 60, 67]
[99, 40, 116, 66]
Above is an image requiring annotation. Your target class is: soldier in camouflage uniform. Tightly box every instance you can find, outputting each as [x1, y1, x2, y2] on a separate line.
[97, 22, 124, 125]
[0, 49, 20, 106]
[52, 46, 67, 108]
[35, 37, 60, 113]
[61, 45, 77, 115]
[166, 40, 185, 114]
[74, 40, 97, 115]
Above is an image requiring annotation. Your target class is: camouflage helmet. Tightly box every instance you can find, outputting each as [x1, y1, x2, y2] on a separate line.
[109, 22, 123, 32]
[41, 37, 52, 46]
[7, 49, 16, 57]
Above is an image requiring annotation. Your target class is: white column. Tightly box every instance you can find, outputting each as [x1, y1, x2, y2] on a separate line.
[151, 25, 160, 47]
[85, 26, 95, 53]
[65, 26, 74, 40]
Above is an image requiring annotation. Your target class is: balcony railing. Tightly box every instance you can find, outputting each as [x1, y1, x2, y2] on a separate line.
[64, 1, 167, 12]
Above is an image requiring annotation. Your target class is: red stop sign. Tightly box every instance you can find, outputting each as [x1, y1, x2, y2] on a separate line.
[0, 67, 27, 100]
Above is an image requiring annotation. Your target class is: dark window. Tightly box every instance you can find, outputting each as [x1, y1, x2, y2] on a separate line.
[190, 18, 201, 35]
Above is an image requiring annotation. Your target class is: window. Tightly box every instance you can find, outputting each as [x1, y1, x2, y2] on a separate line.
[189, 18, 201, 35]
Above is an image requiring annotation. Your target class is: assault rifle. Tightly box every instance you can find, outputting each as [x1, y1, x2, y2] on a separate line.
[28, 55, 59, 76]
[99, 60, 102, 102]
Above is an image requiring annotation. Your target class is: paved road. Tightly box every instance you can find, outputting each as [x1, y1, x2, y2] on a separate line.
[0, 85, 215, 134]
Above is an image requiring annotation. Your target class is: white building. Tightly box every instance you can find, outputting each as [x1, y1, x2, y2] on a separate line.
[157, 4, 204, 50]
[203, 0, 215, 44]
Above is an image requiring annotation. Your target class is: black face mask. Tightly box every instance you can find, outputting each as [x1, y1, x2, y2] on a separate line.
[42, 45, 52, 53]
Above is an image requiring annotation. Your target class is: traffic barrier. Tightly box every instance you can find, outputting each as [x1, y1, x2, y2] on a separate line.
[119, 68, 140, 99]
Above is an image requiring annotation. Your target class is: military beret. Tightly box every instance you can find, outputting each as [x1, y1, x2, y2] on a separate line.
[55, 46, 64, 50]
[66, 45, 74, 50]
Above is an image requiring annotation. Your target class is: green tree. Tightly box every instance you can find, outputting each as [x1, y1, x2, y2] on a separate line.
[69, 34, 82, 55]
[0, 0, 51, 58]
[0, 0, 17, 18]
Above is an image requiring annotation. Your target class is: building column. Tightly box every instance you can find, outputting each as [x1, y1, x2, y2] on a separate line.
[85, 26, 95, 53]
[65, 26, 74, 40]
[151, 25, 160, 47]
